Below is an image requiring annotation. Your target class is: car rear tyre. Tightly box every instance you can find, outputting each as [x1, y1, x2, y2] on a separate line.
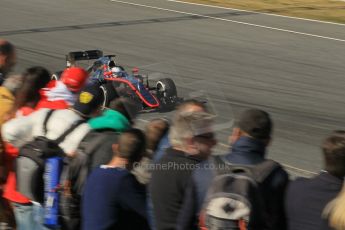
[156, 78, 177, 112]
[156, 78, 177, 98]
[100, 81, 120, 108]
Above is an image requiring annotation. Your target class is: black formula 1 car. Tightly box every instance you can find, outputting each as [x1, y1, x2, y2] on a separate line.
[55, 50, 180, 112]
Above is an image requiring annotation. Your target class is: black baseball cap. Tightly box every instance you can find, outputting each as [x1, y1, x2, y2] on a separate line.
[73, 83, 104, 117]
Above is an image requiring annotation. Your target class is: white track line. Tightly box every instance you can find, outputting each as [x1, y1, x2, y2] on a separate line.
[137, 118, 150, 123]
[110, 0, 345, 43]
[167, 0, 345, 26]
[281, 163, 318, 175]
[217, 142, 317, 175]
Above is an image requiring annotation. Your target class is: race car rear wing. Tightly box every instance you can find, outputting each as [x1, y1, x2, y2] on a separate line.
[104, 55, 116, 58]
[66, 50, 103, 67]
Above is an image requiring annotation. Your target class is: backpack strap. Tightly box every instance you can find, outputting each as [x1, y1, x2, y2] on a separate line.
[251, 160, 280, 183]
[78, 131, 109, 157]
[42, 109, 55, 135]
[211, 156, 279, 182]
[210, 155, 229, 176]
[55, 120, 86, 144]
[211, 155, 253, 177]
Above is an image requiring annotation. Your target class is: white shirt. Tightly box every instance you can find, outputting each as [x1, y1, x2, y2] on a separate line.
[2, 108, 91, 156]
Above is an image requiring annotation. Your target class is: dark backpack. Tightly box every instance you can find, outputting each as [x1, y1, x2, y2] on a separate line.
[67, 130, 119, 195]
[59, 130, 119, 230]
[199, 156, 280, 230]
[16, 109, 85, 203]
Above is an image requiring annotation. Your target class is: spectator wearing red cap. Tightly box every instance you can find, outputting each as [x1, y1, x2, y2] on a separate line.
[36, 67, 88, 110]
[2, 83, 104, 229]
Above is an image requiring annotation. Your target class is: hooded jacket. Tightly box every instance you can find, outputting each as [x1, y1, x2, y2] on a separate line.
[36, 80, 76, 110]
[88, 109, 130, 132]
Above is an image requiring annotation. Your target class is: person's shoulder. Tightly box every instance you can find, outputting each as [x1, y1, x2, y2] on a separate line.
[84, 167, 107, 186]
[120, 170, 145, 190]
[263, 160, 289, 187]
[288, 176, 310, 189]
[271, 162, 289, 178]
[84, 129, 119, 144]
[192, 159, 215, 185]
[77, 122, 92, 132]
[156, 147, 174, 163]
[0, 86, 13, 98]
[21, 108, 50, 120]
[263, 159, 287, 175]
[88, 166, 108, 177]
[91, 129, 119, 136]
[193, 159, 213, 174]
[168, 148, 202, 164]
[121, 170, 140, 182]
[286, 177, 311, 200]
[89, 167, 129, 180]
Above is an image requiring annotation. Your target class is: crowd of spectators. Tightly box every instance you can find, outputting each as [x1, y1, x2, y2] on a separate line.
[1, 39, 345, 230]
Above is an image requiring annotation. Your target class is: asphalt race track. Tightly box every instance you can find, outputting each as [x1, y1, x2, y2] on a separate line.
[1, 0, 345, 177]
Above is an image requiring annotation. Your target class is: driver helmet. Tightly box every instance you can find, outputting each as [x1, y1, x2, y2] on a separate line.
[111, 66, 123, 77]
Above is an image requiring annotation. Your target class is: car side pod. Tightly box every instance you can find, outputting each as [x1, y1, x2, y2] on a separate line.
[104, 78, 160, 108]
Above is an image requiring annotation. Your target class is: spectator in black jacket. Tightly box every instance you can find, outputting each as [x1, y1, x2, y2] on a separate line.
[150, 111, 216, 230]
[286, 130, 345, 230]
[177, 108, 289, 230]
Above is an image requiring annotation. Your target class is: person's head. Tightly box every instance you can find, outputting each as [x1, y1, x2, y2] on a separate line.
[72, 84, 104, 118]
[60, 67, 88, 93]
[175, 99, 207, 114]
[107, 98, 140, 125]
[14, 66, 51, 110]
[112, 128, 146, 169]
[145, 118, 170, 155]
[230, 109, 272, 145]
[111, 66, 123, 76]
[322, 130, 345, 179]
[0, 40, 16, 76]
[169, 111, 216, 160]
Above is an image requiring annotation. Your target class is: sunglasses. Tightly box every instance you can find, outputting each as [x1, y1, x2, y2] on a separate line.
[194, 132, 215, 140]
